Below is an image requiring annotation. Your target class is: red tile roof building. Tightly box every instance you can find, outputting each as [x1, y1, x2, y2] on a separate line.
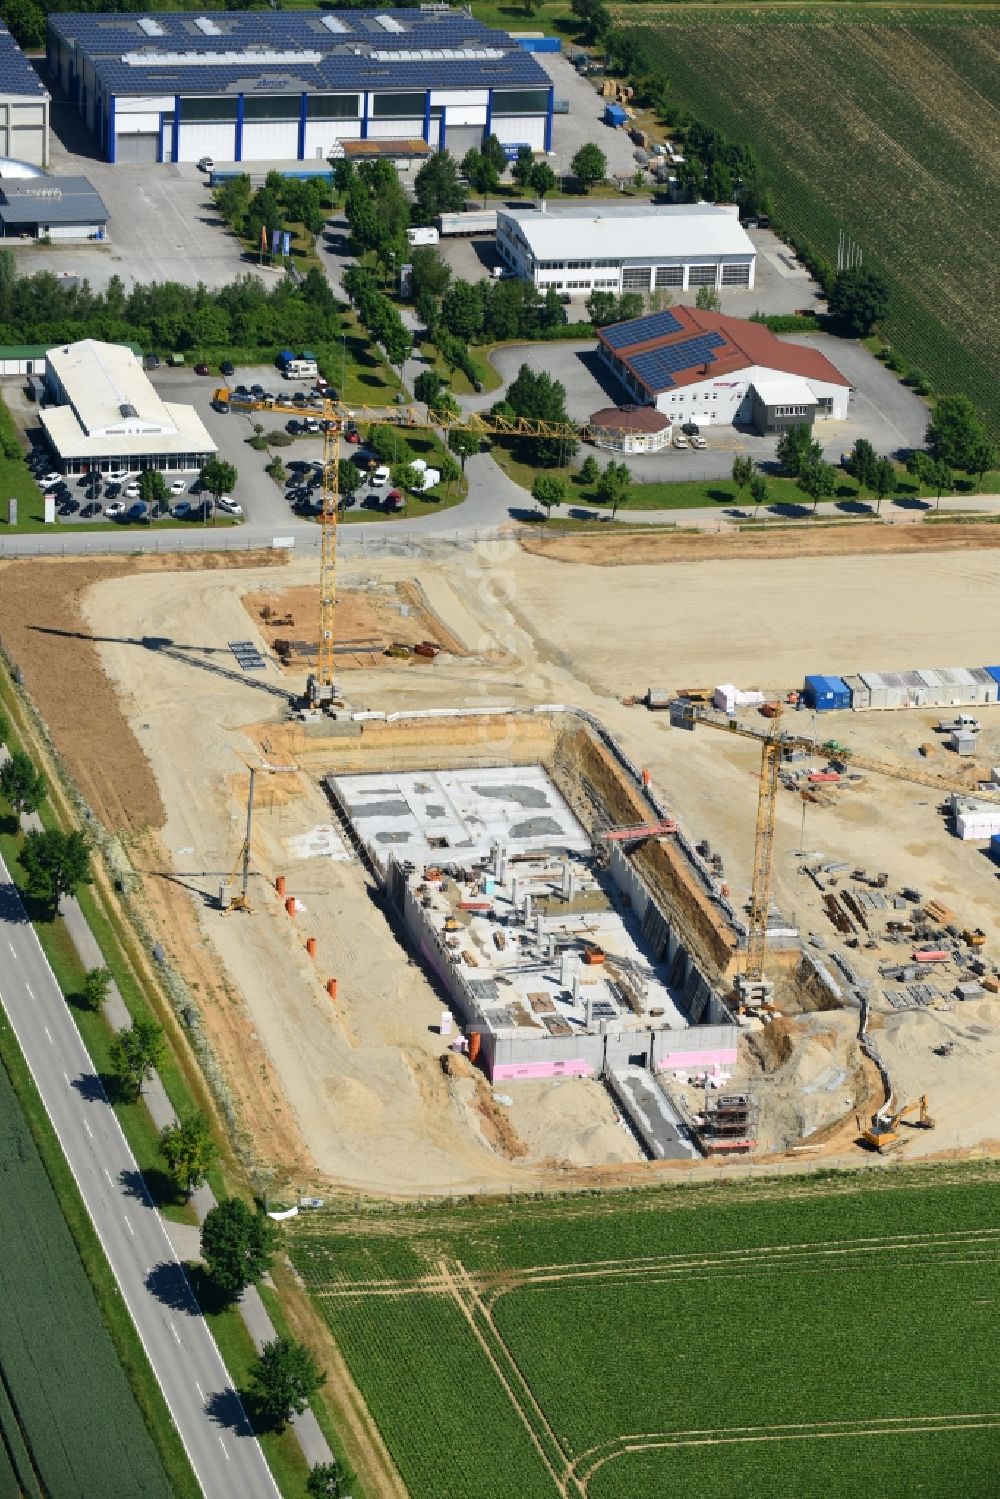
[596, 306, 851, 435]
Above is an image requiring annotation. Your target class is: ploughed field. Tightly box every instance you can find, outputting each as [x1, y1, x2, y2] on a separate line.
[289, 1165, 1000, 1498]
[617, 8, 1000, 435]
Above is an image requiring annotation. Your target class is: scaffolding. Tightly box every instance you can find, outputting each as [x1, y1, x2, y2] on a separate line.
[700, 1092, 759, 1154]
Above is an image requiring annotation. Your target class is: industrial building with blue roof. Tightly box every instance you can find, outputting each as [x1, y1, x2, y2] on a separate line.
[46, 9, 555, 166]
[0, 23, 49, 167]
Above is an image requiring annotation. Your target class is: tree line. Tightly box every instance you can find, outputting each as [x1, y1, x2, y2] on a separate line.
[0, 250, 338, 356]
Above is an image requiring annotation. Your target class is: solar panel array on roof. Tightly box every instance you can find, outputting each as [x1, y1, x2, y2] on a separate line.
[0, 23, 48, 97]
[50, 10, 549, 96]
[630, 332, 726, 392]
[603, 310, 681, 350]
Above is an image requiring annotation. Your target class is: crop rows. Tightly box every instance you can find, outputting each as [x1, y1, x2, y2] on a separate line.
[587, 1427, 1000, 1499]
[619, 10, 1000, 434]
[291, 1167, 1000, 1498]
[0, 1061, 171, 1498]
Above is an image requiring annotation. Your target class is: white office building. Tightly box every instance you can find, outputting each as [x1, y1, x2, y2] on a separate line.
[495, 202, 756, 297]
[41, 340, 216, 475]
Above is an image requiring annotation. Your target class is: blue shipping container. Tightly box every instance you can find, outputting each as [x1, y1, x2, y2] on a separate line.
[516, 36, 562, 52]
[986, 667, 1000, 688]
[991, 833, 1000, 863]
[803, 674, 851, 711]
[604, 103, 628, 128]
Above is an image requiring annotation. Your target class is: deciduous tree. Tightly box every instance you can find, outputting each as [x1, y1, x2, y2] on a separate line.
[871, 456, 897, 514]
[570, 143, 607, 191]
[797, 458, 838, 514]
[202, 1198, 280, 1300]
[306, 1462, 344, 1499]
[448, 428, 480, 471]
[731, 454, 754, 501]
[111, 1019, 164, 1102]
[531, 473, 565, 519]
[512, 145, 534, 192]
[596, 459, 632, 518]
[529, 161, 557, 200]
[80, 966, 111, 1013]
[925, 394, 990, 472]
[0, 750, 45, 816]
[749, 471, 768, 518]
[19, 828, 90, 914]
[250, 1337, 325, 1430]
[414, 151, 465, 220]
[776, 423, 821, 477]
[829, 266, 889, 337]
[159, 1112, 218, 1198]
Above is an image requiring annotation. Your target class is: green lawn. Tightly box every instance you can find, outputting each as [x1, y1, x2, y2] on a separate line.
[490, 441, 1000, 514]
[289, 1164, 1000, 1499]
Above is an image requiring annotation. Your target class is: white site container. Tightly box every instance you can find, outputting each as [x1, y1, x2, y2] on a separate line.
[843, 674, 870, 711]
[915, 668, 947, 707]
[859, 671, 889, 709]
[967, 667, 999, 704]
[900, 670, 928, 707]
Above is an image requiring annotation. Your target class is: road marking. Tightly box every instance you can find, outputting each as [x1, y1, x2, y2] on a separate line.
[43, 1025, 52, 1043]
[170, 1321, 181, 1345]
[124, 1215, 134, 1236]
[83, 1119, 93, 1138]
[195, 1380, 204, 1400]
[7, 941, 15, 956]
[103, 1167, 113, 1186]
[63, 1070, 71, 1086]
[219, 1439, 230, 1462]
[25, 984, 33, 999]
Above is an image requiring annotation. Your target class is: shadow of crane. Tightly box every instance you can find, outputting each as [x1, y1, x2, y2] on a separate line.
[29, 626, 294, 702]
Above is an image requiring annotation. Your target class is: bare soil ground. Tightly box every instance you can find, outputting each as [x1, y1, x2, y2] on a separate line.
[521, 520, 1000, 568]
[243, 580, 466, 673]
[7, 526, 1000, 1195]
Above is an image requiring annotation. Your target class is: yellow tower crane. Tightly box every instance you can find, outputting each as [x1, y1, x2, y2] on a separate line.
[670, 701, 1000, 1007]
[219, 387, 616, 707]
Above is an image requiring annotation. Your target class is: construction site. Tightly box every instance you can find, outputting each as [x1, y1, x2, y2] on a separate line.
[5, 508, 1000, 1193]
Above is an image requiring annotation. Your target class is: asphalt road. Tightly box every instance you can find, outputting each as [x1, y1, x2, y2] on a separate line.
[0, 854, 278, 1499]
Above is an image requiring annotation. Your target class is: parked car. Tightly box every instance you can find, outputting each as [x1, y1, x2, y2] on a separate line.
[234, 384, 249, 397]
[197, 156, 214, 172]
[302, 417, 320, 434]
[690, 435, 706, 449]
[371, 465, 391, 486]
[169, 478, 188, 494]
[59, 496, 80, 514]
[681, 422, 700, 437]
[80, 501, 102, 518]
[173, 500, 191, 518]
[106, 468, 129, 482]
[105, 501, 126, 518]
[125, 482, 140, 498]
[217, 495, 243, 515]
[345, 428, 361, 444]
[194, 363, 210, 376]
[672, 434, 689, 449]
[250, 384, 265, 397]
[39, 472, 63, 488]
[286, 419, 302, 435]
[220, 360, 234, 377]
[104, 482, 121, 499]
[144, 353, 161, 370]
[292, 391, 308, 406]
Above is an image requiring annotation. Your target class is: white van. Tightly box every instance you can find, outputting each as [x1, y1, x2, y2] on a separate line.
[283, 359, 318, 381]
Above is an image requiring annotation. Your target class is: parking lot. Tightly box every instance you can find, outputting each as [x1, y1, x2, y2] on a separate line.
[535, 53, 639, 180]
[7, 96, 260, 294]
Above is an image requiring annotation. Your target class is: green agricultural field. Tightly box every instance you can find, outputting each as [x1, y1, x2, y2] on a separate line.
[290, 1165, 1000, 1499]
[0, 1057, 172, 1498]
[614, 8, 1000, 435]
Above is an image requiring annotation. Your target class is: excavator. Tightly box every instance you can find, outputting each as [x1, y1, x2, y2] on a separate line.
[861, 1094, 934, 1153]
